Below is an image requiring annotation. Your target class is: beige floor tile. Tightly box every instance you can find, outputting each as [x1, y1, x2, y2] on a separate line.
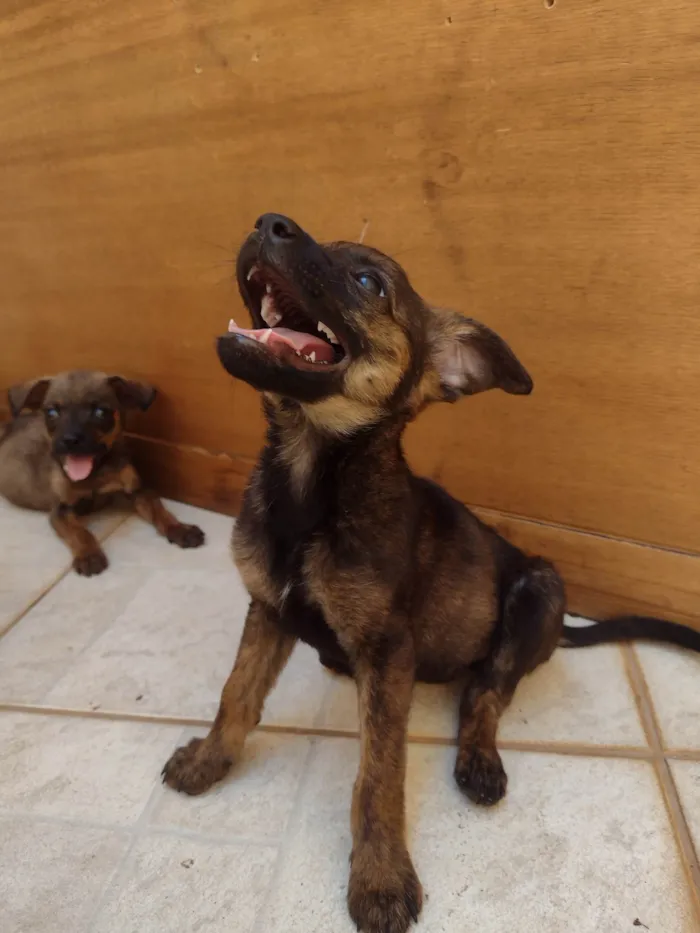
[44, 566, 331, 726]
[151, 730, 312, 841]
[320, 634, 646, 746]
[637, 644, 700, 749]
[91, 833, 277, 933]
[102, 500, 235, 572]
[0, 818, 128, 933]
[0, 498, 124, 634]
[670, 760, 700, 850]
[260, 739, 695, 933]
[0, 713, 180, 826]
[0, 564, 149, 704]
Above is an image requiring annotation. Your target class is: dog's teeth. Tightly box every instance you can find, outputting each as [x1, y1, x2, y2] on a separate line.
[265, 283, 272, 294]
[261, 294, 282, 328]
[258, 329, 272, 344]
[317, 322, 339, 344]
[228, 318, 238, 332]
[309, 351, 316, 362]
[246, 265, 259, 282]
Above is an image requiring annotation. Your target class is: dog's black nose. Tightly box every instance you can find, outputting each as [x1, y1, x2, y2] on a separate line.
[255, 213, 300, 244]
[61, 432, 85, 449]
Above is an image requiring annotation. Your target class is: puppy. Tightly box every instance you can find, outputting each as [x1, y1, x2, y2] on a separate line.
[162, 215, 698, 933]
[1, 370, 204, 575]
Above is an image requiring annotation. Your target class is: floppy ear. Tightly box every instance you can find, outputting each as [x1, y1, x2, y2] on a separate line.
[425, 308, 533, 402]
[108, 377, 157, 411]
[8, 378, 52, 416]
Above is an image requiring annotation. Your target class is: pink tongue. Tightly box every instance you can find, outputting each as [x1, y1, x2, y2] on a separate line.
[228, 323, 335, 363]
[64, 455, 94, 482]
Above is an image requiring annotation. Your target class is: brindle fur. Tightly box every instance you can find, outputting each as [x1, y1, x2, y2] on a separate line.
[162, 215, 565, 933]
[0, 370, 205, 575]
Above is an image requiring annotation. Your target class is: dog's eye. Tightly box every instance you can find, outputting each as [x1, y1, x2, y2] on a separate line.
[44, 407, 60, 421]
[93, 406, 110, 421]
[355, 272, 385, 298]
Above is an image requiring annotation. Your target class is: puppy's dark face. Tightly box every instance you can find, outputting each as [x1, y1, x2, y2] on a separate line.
[217, 214, 533, 434]
[8, 371, 155, 483]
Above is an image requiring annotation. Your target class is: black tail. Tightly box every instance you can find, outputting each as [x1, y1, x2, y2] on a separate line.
[560, 615, 700, 653]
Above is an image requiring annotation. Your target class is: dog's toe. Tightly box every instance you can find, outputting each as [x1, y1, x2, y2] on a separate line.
[348, 850, 422, 933]
[73, 550, 108, 577]
[454, 747, 508, 807]
[161, 737, 232, 795]
[167, 523, 206, 549]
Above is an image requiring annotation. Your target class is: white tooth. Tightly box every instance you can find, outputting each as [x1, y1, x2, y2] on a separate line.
[261, 294, 282, 327]
[317, 322, 339, 344]
[228, 318, 238, 332]
[246, 265, 258, 282]
[309, 351, 316, 362]
[265, 283, 272, 294]
[258, 329, 272, 344]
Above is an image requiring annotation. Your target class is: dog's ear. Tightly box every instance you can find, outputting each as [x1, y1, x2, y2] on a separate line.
[107, 377, 157, 411]
[8, 378, 52, 416]
[424, 308, 533, 402]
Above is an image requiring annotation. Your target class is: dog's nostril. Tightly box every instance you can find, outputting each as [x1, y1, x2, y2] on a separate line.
[62, 432, 83, 448]
[256, 213, 299, 243]
[272, 220, 294, 240]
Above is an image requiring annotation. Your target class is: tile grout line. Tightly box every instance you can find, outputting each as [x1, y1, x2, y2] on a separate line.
[0, 700, 659, 760]
[0, 512, 133, 644]
[621, 644, 700, 928]
[84, 754, 168, 933]
[250, 737, 321, 933]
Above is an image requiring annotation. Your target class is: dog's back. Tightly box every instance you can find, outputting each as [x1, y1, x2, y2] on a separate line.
[0, 413, 54, 511]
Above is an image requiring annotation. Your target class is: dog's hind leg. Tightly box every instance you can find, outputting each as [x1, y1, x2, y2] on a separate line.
[162, 600, 296, 795]
[454, 558, 565, 806]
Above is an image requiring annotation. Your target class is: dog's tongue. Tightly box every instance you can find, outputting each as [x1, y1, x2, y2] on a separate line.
[228, 321, 335, 363]
[64, 455, 94, 482]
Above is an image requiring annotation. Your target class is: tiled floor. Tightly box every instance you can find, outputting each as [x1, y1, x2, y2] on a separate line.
[0, 497, 698, 932]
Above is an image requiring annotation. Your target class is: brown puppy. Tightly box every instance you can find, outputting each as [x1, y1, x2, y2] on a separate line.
[162, 215, 565, 933]
[1, 370, 205, 575]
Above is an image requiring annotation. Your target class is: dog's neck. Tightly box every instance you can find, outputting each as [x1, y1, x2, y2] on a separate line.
[262, 396, 407, 502]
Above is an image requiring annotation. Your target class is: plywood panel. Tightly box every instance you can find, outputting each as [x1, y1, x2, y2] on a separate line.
[1, 1, 700, 568]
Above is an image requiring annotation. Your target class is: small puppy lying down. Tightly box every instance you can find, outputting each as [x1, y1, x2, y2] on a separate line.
[0, 370, 204, 574]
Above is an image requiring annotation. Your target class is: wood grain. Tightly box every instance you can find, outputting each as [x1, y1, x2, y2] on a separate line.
[2, 1, 700, 607]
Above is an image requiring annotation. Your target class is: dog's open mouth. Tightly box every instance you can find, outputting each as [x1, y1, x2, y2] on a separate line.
[229, 265, 347, 371]
[62, 455, 94, 482]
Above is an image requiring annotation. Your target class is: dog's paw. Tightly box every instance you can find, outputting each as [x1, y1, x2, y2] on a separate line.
[73, 550, 108, 577]
[348, 848, 423, 933]
[161, 737, 232, 795]
[167, 523, 205, 549]
[454, 746, 508, 807]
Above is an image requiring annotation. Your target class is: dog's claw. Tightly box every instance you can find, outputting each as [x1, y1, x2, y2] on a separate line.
[167, 523, 205, 549]
[454, 747, 508, 807]
[73, 550, 108, 577]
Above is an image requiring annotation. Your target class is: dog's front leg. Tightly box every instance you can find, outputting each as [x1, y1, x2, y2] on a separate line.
[162, 600, 295, 795]
[50, 505, 108, 576]
[130, 488, 205, 548]
[347, 634, 422, 933]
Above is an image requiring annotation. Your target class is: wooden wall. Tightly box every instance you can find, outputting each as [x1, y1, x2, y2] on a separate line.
[2, 0, 700, 624]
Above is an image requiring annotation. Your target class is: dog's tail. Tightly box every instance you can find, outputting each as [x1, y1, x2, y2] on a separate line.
[560, 615, 700, 653]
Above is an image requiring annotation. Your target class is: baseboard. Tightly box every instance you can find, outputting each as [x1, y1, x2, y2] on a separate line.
[102, 434, 700, 631]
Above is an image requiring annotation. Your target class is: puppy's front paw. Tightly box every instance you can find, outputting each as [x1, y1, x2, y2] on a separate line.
[73, 550, 108, 577]
[348, 847, 423, 933]
[161, 737, 232, 795]
[167, 523, 205, 549]
[454, 746, 507, 806]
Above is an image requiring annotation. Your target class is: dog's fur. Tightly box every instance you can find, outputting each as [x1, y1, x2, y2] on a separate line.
[161, 215, 699, 933]
[1, 370, 204, 574]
